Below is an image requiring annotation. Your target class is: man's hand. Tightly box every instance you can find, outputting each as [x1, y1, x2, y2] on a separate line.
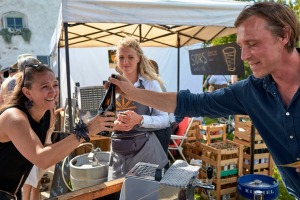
[109, 75, 136, 100]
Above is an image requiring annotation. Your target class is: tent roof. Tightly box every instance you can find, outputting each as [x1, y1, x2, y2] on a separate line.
[53, 0, 253, 49]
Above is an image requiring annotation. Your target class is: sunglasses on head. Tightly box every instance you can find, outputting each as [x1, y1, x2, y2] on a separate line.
[22, 64, 49, 87]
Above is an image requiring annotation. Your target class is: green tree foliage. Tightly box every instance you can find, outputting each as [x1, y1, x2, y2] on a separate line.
[210, 33, 251, 80]
[208, 0, 300, 81]
[272, 167, 295, 200]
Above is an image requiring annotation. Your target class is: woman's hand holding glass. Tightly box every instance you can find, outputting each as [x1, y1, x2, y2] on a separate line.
[114, 110, 143, 131]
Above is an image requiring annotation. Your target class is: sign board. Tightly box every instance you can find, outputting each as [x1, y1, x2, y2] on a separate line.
[108, 50, 117, 68]
[189, 43, 244, 75]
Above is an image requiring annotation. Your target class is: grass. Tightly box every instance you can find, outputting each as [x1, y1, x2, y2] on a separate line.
[273, 167, 295, 200]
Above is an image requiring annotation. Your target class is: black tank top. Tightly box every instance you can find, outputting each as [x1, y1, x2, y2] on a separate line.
[0, 107, 50, 194]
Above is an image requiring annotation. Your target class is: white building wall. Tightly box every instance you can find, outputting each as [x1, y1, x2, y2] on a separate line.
[0, 0, 61, 70]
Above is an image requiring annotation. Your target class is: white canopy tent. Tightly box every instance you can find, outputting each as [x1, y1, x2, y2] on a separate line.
[51, 0, 252, 49]
[50, 0, 252, 131]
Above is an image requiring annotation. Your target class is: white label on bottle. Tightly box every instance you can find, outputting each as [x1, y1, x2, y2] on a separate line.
[224, 164, 228, 171]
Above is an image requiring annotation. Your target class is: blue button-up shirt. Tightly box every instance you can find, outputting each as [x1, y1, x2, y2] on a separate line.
[175, 74, 300, 198]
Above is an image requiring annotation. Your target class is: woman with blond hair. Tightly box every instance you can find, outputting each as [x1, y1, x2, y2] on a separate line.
[108, 37, 170, 180]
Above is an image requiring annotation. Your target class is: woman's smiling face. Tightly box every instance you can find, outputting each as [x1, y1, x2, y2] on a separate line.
[26, 70, 59, 110]
[117, 46, 140, 76]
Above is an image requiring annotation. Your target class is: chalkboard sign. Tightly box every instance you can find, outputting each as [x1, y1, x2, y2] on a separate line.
[188, 43, 244, 75]
[50, 153, 75, 197]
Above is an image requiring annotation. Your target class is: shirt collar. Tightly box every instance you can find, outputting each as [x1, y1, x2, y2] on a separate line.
[133, 74, 145, 87]
[262, 75, 275, 92]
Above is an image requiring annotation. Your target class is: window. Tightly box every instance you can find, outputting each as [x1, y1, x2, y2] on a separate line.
[2, 11, 26, 30]
[7, 17, 23, 29]
[37, 55, 50, 65]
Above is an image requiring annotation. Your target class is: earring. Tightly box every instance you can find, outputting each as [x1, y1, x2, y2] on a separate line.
[24, 100, 33, 109]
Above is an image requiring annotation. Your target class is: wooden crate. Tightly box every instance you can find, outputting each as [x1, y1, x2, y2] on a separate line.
[199, 140, 243, 200]
[183, 119, 201, 146]
[198, 124, 227, 144]
[233, 115, 274, 176]
[184, 123, 226, 162]
[183, 119, 201, 162]
[184, 141, 203, 161]
[186, 119, 202, 142]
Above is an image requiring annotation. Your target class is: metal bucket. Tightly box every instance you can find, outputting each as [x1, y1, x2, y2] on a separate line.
[70, 175, 107, 190]
[69, 151, 110, 189]
[237, 174, 279, 200]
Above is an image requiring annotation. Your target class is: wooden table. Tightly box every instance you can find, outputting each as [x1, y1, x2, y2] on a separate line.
[47, 178, 124, 200]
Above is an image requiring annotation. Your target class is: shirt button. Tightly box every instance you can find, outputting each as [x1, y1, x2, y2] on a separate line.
[290, 135, 294, 139]
[286, 112, 290, 116]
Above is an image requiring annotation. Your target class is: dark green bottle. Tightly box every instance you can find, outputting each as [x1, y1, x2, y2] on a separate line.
[98, 74, 117, 136]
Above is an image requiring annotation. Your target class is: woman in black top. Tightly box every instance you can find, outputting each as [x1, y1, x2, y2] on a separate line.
[0, 64, 115, 199]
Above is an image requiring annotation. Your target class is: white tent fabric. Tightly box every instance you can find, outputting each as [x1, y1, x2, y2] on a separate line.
[58, 45, 204, 106]
[50, 0, 252, 49]
[50, 0, 253, 126]
[62, 0, 249, 25]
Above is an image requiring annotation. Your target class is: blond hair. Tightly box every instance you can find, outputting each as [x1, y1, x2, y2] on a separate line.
[116, 37, 163, 86]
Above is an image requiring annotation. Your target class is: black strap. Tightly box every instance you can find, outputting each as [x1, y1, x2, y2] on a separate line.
[139, 79, 154, 115]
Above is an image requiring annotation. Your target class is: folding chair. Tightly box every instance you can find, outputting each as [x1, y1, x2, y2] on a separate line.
[168, 117, 194, 162]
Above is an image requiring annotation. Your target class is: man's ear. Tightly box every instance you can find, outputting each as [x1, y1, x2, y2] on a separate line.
[22, 87, 31, 99]
[282, 26, 291, 45]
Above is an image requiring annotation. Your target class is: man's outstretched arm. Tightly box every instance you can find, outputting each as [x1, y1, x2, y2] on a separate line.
[109, 75, 177, 113]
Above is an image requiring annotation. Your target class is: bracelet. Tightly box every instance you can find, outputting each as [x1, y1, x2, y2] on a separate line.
[73, 120, 90, 142]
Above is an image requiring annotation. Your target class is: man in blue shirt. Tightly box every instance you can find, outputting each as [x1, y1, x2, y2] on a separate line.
[110, 2, 300, 198]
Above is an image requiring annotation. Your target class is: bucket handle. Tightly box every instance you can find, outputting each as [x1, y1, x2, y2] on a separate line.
[61, 142, 95, 191]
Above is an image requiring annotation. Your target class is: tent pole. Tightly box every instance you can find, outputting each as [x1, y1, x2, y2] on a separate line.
[57, 46, 61, 108]
[250, 124, 255, 173]
[63, 22, 74, 133]
[139, 24, 142, 42]
[177, 33, 180, 91]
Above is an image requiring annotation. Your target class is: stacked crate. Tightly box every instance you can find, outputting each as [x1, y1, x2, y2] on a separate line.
[198, 124, 227, 144]
[199, 140, 243, 200]
[185, 140, 203, 162]
[233, 115, 274, 176]
[184, 123, 227, 162]
[184, 119, 201, 145]
[183, 119, 202, 162]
